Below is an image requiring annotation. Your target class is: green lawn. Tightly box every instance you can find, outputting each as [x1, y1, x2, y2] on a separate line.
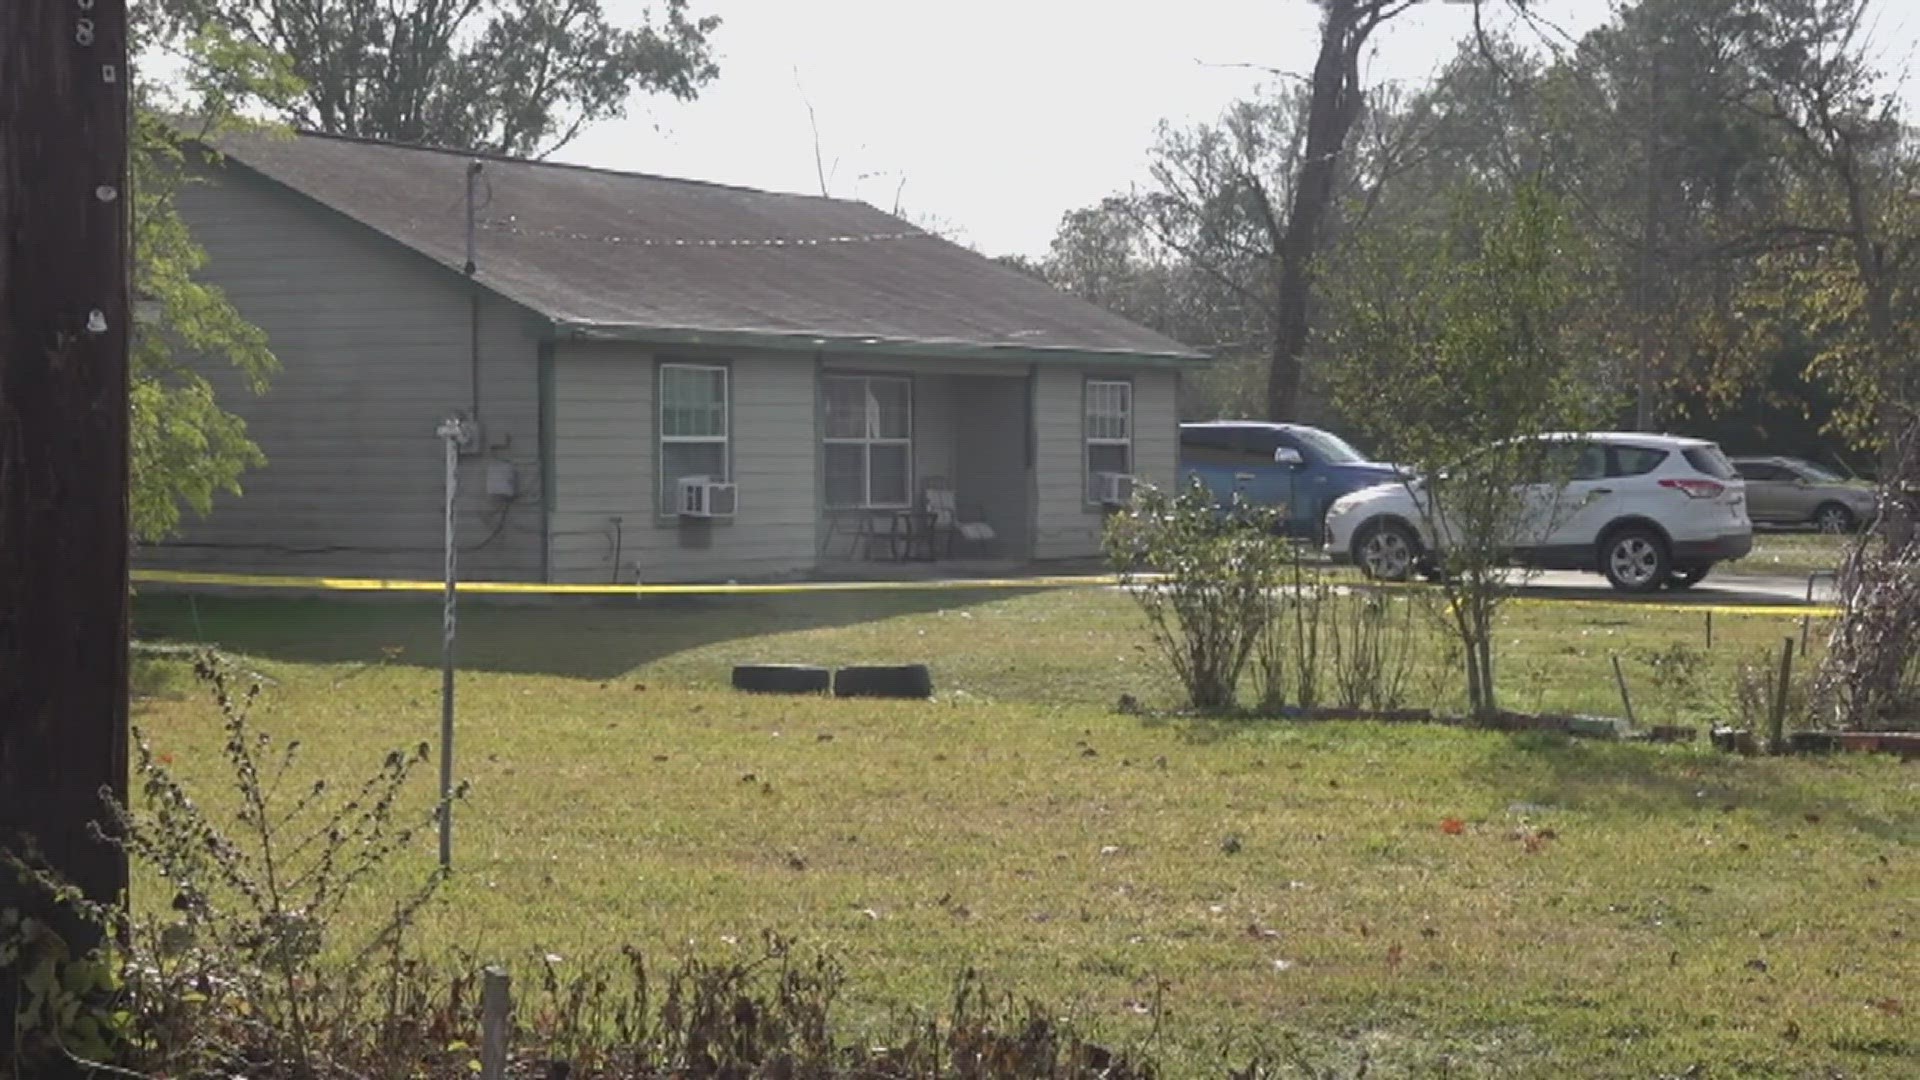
[129, 589, 1916, 1077]
[1730, 531, 1855, 578]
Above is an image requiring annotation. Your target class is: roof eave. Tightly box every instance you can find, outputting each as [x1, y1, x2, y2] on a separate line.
[555, 321, 1209, 367]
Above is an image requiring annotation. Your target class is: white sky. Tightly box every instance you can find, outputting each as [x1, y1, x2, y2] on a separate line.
[559, 0, 1920, 258]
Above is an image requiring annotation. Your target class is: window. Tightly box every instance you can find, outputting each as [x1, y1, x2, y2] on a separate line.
[1736, 462, 1790, 482]
[1238, 427, 1293, 464]
[1611, 446, 1669, 477]
[1527, 442, 1606, 483]
[1683, 445, 1738, 480]
[1179, 424, 1240, 458]
[1290, 427, 1365, 465]
[824, 375, 912, 507]
[1794, 459, 1846, 483]
[659, 364, 728, 514]
[1086, 380, 1133, 500]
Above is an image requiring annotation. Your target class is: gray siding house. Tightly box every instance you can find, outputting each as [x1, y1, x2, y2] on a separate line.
[143, 131, 1205, 584]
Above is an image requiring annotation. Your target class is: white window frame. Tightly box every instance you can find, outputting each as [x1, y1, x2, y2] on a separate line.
[658, 363, 729, 516]
[1085, 379, 1133, 503]
[823, 374, 914, 509]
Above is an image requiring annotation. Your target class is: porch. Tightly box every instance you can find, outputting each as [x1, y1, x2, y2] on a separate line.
[815, 367, 1033, 566]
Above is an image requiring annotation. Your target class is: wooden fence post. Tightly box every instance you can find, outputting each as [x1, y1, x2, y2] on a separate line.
[1769, 638, 1794, 754]
[481, 965, 511, 1080]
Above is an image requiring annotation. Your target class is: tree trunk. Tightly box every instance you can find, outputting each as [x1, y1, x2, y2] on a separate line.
[1265, 0, 1367, 422]
[1862, 282, 1913, 550]
[1476, 629, 1497, 718]
[0, 0, 132, 1062]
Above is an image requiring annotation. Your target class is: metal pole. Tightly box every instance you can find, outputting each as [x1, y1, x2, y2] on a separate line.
[1610, 654, 1638, 728]
[437, 418, 462, 868]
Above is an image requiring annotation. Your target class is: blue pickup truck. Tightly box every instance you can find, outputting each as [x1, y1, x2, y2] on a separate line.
[1179, 421, 1403, 537]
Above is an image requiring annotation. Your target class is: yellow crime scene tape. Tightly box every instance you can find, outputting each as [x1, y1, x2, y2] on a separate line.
[131, 567, 1841, 619]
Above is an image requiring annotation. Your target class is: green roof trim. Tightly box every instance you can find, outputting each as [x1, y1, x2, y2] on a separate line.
[555, 321, 1211, 367]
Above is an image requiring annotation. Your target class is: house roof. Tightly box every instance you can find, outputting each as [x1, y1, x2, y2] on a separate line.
[207, 129, 1205, 365]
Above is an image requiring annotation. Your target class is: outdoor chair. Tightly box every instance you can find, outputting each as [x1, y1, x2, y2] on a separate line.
[923, 482, 996, 558]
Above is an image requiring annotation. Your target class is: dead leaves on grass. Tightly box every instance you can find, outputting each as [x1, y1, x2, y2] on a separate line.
[1438, 814, 1562, 853]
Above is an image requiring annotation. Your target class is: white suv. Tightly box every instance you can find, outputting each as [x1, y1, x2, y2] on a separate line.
[1324, 433, 1753, 593]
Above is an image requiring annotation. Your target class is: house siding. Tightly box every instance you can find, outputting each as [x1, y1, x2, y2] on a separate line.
[548, 345, 817, 583]
[139, 162, 547, 581]
[1032, 366, 1178, 560]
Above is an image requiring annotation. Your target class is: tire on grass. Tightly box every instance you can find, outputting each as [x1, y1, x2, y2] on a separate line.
[833, 663, 934, 699]
[732, 664, 832, 694]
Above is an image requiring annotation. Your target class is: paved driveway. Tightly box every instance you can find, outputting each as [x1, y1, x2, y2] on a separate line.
[1512, 570, 1835, 607]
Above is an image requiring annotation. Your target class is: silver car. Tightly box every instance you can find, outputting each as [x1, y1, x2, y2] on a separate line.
[1729, 456, 1877, 533]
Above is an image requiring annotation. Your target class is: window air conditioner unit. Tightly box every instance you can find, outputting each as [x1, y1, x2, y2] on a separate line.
[1094, 471, 1136, 507]
[677, 476, 737, 518]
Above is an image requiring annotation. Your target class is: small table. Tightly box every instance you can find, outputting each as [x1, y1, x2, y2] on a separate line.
[883, 509, 939, 561]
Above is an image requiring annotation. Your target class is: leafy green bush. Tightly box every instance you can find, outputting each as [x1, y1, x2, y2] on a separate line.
[1105, 480, 1291, 711]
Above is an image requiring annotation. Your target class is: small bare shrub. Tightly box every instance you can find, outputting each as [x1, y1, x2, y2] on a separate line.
[1254, 572, 1420, 716]
[1106, 480, 1291, 712]
[1326, 591, 1419, 712]
[1640, 642, 1709, 721]
[3, 652, 462, 1079]
[1724, 648, 1810, 734]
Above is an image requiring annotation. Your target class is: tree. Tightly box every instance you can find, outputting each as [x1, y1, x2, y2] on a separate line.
[1266, 0, 1433, 421]
[1325, 183, 1609, 716]
[1124, 81, 1429, 420]
[1735, 0, 1916, 477]
[1727, 0, 1920, 728]
[1027, 193, 1271, 418]
[147, 0, 721, 157]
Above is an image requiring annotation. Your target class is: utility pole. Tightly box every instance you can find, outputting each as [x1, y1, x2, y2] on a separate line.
[0, 0, 133, 1061]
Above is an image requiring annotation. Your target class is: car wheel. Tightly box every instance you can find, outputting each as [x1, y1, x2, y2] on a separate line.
[1601, 528, 1670, 594]
[1813, 503, 1856, 534]
[1355, 521, 1418, 583]
[1666, 564, 1710, 591]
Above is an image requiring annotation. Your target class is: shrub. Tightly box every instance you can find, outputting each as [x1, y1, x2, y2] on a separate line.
[1252, 574, 1420, 716]
[1105, 480, 1291, 711]
[3, 651, 460, 1079]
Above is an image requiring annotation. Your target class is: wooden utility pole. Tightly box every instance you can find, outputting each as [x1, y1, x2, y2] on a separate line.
[0, 0, 133, 1060]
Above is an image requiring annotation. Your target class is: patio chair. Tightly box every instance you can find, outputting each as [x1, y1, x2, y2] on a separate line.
[923, 482, 996, 558]
[825, 506, 884, 560]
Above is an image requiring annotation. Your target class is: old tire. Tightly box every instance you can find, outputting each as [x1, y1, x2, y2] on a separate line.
[1601, 528, 1670, 594]
[833, 664, 934, 699]
[732, 664, 831, 694]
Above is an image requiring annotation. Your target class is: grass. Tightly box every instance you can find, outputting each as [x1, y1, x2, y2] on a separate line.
[1732, 530, 1854, 578]
[128, 589, 1916, 1077]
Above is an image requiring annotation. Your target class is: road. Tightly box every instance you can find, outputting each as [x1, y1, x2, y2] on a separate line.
[1510, 569, 1835, 607]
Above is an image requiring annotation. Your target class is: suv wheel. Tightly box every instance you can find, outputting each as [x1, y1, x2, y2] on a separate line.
[1601, 528, 1670, 594]
[1666, 564, 1710, 591]
[1355, 521, 1418, 582]
[1813, 503, 1855, 534]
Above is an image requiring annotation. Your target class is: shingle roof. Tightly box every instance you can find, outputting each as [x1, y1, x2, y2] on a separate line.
[209, 130, 1205, 364]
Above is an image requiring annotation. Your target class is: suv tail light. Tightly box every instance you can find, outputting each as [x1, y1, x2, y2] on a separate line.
[1659, 477, 1726, 499]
